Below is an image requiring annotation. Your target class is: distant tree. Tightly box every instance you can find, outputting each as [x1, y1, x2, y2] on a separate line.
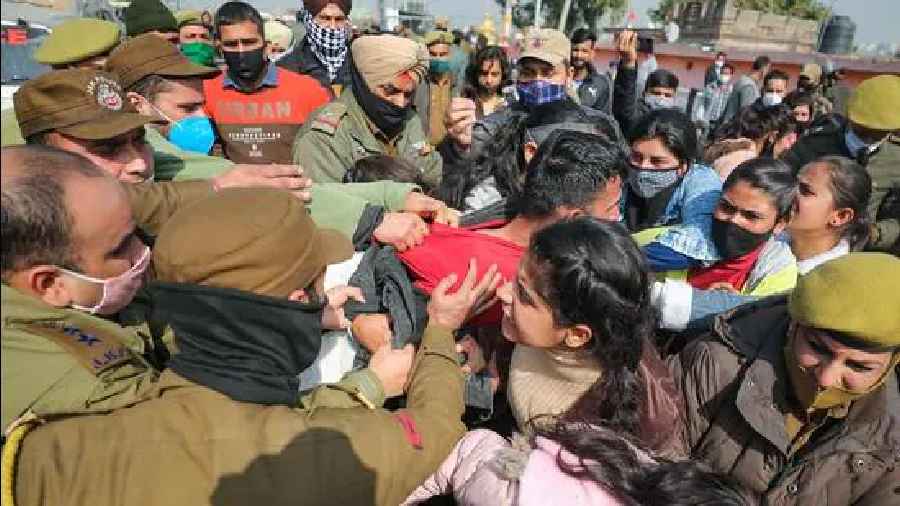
[501, 0, 627, 33]
[648, 0, 676, 24]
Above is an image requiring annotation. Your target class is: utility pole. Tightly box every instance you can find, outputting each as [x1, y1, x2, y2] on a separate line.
[534, 0, 542, 27]
[558, 0, 572, 32]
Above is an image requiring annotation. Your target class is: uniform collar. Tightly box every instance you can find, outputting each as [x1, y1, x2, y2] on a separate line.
[223, 62, 279, 90]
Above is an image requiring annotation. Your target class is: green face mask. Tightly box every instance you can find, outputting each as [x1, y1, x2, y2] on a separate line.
[783, 328, 898, 412]
[181, 42, 216, 67]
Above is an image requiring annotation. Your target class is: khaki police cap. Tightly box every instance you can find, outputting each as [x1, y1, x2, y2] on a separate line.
[788, 253, 900, 348]
[106, 34, 219, 90]
[799, 63, 822, 85]
[848, 75, 900, 131]
[33, 18, 121, 66]
[175, 9, 206, 27]
[424, 30, 454, 47]
[520, 28, 570, 68]
[14, 69, 156, 140]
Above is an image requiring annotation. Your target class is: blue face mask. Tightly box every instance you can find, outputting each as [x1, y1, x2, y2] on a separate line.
[516, 80, 567, 107]
[168, 116, 216, 154]
[149, 102, 216, 154]
[429, 59, 451, 75]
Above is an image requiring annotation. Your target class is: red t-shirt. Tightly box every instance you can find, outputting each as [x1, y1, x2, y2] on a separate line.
[398, 221, 524, 326]
[687, 243, 766, 291]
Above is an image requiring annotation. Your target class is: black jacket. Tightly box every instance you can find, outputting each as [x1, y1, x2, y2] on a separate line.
[612, 65, 651, 137]
[276, 37, 352, 92]
[576, 64, 612, 113]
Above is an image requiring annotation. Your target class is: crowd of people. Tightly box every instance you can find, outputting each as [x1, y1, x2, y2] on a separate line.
[1, 0, 898, 504]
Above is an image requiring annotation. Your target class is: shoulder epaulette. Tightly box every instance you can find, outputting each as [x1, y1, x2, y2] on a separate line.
[10, 320, 133, 376]
[309, 102, 348, 136]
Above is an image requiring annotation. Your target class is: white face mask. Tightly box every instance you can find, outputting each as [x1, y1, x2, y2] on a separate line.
[644, 94, 675, 110]
[719, 75, 731, 84]
[762, 92, 783, 107]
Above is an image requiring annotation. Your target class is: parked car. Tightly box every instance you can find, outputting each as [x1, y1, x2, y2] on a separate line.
[1, 20, 51, 110]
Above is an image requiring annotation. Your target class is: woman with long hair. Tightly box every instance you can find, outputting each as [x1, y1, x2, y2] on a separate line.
[462, 45, 512, 119]
[403, 218, 751, 506]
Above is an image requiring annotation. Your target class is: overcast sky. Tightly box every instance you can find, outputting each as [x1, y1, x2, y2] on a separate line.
[199, 0, 897, 45]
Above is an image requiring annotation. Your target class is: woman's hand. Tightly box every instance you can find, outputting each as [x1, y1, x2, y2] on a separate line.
[321, 286, 365, 330]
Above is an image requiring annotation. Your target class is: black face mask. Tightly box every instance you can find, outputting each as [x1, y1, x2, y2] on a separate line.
[223, 47, 267, 90]
[711, 217, 772, 259]
[350, 61, 410, 139]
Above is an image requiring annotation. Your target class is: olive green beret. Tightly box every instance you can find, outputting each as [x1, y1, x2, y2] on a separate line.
[424, 30, 454, 47]
[848, 75, 900, 131]
[789, 253, 900, 348]
[33, 19, 121, 66]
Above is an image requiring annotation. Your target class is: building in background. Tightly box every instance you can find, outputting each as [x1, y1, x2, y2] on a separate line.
[670, 0, 820, 53]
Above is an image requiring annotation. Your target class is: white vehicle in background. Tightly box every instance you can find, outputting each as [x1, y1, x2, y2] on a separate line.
[1, 20, 51, 111]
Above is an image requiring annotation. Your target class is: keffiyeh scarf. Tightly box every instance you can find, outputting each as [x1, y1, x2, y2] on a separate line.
[300, 6, 349, 82]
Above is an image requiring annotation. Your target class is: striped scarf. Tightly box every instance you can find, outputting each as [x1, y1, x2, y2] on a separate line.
[300, 7, 349, 82]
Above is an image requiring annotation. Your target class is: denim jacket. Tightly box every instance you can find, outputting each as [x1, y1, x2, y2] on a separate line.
[625, 163, 723, 263]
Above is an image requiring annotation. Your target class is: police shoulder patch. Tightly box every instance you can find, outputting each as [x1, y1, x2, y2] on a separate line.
[310, 102, 348, 136]
[12, 320, 134, 376]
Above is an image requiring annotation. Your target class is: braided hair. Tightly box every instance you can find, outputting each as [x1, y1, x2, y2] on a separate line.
[525, 217, 654, 438]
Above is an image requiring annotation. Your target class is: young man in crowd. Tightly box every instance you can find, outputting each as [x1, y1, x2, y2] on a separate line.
[612, 29, 680, 134]
[796, 63, 833, 118]
[176, 10, 216, 67]
[293, 34, 443, 188]
[756, 69, 790, 108]
[204, 1, 332, 164]
[570, 28, 611, 113]
[721, 55, 770, 123]
[123, 0, 179, 45]
[695, 62, 734, 137]
[278, 0, 354, 95]
[417, 30, 459, 145]
[704, 51, 727, 86]
[442, 28, 614, 166]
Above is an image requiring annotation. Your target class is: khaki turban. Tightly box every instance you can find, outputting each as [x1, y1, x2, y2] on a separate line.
[351, 35, 429, 90]
[264, 20, 294, 48]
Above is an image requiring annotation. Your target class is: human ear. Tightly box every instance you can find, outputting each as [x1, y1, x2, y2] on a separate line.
[26, 266, 74, 308]
[288, 289, 310, 303]
[563, 324, 593, 349]
[126, 92, 154, 117]
[830, 207, 854, 229]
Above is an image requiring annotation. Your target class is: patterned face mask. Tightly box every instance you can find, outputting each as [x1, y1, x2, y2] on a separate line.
[300, 6, 349, 82]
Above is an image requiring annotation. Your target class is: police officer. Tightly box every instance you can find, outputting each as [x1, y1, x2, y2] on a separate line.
[1, 146, 162, 432]
[1, 18, 122, 147]
[292, 34, 443, 188]
[780, 75, 900, 253]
